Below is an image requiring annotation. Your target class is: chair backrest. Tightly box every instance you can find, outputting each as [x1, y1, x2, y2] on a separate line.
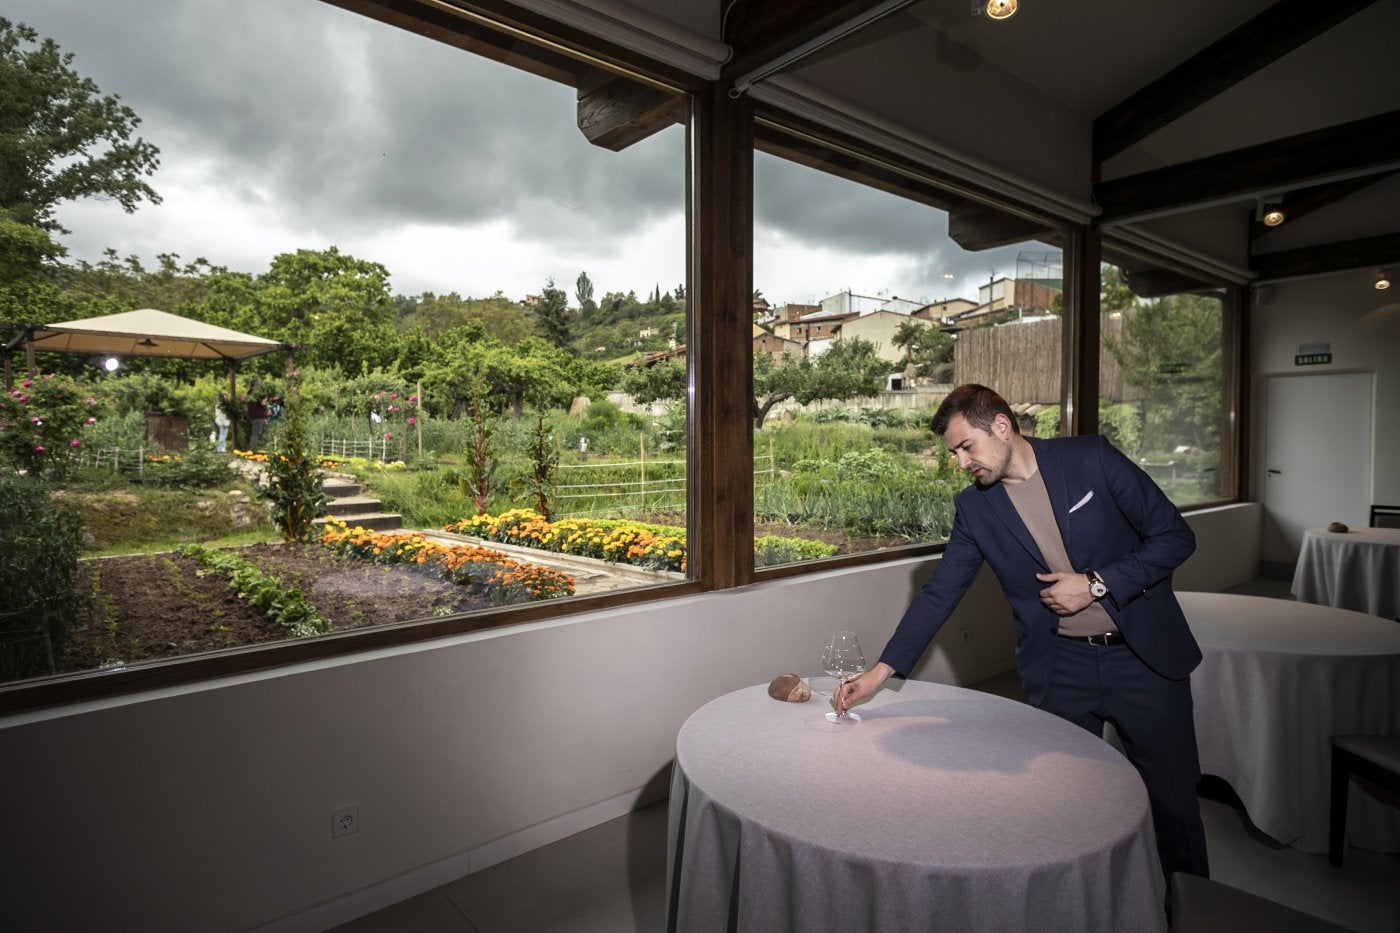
[1371, 504, 1400, 528]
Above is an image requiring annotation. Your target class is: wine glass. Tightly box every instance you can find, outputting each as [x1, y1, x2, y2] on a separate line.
[821, 631, 866, 724]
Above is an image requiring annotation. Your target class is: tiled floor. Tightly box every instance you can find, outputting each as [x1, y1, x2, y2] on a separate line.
[332, 578, 1400, 933]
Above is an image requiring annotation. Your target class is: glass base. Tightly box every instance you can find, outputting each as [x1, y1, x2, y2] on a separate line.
[824, 710, 861, 724]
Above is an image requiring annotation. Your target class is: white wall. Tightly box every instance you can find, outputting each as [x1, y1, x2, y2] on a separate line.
[0, 504, 1257, 933]
[1250, 270, 1400, 561]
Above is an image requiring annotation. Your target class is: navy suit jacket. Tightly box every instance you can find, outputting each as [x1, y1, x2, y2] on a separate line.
[880, 434, 1201, 706]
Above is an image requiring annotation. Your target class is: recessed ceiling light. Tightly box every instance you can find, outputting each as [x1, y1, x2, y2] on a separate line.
[1262, 209, 1285, 227]
[985, 0, 1018, 20]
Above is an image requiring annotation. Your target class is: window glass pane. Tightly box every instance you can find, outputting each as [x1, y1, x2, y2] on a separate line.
[1098, 255, 1227, 506]
[752, 125, 1063, 567]
[0, 0, 687, 687]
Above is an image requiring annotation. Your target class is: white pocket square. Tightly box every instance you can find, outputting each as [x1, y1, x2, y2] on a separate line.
[1068, 490, 1094, 513]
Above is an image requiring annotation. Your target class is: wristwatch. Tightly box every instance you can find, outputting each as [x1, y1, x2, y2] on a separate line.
[1086, 571, 1108, 599]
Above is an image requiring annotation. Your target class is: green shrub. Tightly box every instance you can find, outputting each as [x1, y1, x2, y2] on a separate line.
[755, 535, 838, 566]
[0, 373, 102, 476]
[257, 393, 329, 543]
[141, 445, 235, 489]
[0, 475, 86, 680]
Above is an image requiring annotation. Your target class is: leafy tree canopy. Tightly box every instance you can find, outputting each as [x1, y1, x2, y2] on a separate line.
[0, 18, 161, 232]
[533, 277, 572, 349]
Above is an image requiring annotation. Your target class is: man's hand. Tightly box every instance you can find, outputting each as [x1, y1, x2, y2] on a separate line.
[1036, 571, 1094, 616]
[836, 662, 894, 713]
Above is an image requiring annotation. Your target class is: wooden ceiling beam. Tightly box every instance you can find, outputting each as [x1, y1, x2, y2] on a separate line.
[720, 0, 915, 88]
[1119, 267, 1216, 299]
[1094, 0, 1379, 163]
[577, 72, 685, 151]
[1095, 110, 1400, 224]
[1252, 231, 1400, 283]
[947, 205, 1053, 252]
[1249, 171, 1399, 239]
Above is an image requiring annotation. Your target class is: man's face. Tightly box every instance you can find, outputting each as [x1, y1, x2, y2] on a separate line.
[942, 413, 1013, 487]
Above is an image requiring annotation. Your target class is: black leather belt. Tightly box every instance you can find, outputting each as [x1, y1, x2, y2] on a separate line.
[1056, 631, 1125, 646]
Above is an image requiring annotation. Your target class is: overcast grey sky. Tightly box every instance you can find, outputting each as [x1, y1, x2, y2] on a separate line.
[8, 0, 1038, 307]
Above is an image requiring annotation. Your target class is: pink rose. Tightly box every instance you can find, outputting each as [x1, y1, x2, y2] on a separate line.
[384, 432, 393, 440]
[407, 417, 417, 425]
[21, 379, 32, 388]
[86, 416, 97, 424]
[33, 445, 46, 453]
[69, 439, 81, 448]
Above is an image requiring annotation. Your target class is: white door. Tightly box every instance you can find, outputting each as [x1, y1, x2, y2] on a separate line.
[1261, 371, 1373, 564]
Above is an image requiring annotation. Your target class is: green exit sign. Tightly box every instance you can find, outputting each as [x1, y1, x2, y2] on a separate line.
[1295, 352, 1332, 366]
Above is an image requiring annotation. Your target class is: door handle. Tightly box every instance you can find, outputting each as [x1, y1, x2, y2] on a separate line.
[1267, 469, 1281, 475]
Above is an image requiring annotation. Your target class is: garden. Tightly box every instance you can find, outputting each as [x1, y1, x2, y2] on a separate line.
[0, 364, 968, 686]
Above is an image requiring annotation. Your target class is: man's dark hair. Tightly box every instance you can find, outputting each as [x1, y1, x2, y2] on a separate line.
[930, 383, 1018, 437]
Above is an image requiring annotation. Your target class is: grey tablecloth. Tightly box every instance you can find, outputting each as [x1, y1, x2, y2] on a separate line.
[1291, 526, 1400, 618]
[1180, 591, 1400, 854]
[666, 681, 1166, 933]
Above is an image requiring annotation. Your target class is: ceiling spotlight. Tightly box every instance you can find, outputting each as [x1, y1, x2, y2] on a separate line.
[1376, 270, 1392, 291]
[103, 356, 121, 372]
[1255, 197, 1285, 227]
[983, 0, 1018, 19]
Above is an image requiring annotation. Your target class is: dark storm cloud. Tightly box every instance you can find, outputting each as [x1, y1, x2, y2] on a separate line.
[7, 0, 1045, 300]
[754, 151, 1048, 300]
[6, 0, 684, 246]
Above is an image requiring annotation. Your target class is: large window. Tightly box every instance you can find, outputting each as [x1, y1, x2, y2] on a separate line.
[749, 120, 1066, 567]
[1098, 248, 1234, 506]
[0, 0, 691, 695]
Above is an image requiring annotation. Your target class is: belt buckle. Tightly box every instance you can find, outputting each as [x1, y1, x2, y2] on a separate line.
[1087, 632, 1110, 646]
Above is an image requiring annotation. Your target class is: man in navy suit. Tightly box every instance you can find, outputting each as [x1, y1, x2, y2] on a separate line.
[839, 384, 1209, 882]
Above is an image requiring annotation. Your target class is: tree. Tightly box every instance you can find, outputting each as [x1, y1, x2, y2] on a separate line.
[1103, 291, 1222, 457]
[753, 338, 889, 428]
[619, 337, 890, 429]
[0, 214, 71, 326]
[891, 319, 954, 382]
[575, 271, 597, 318]
[0, 19, 161, 232]
[533, 277, 573, 349]
[256, 389, 329, 543]
[397, 291, 534, 345]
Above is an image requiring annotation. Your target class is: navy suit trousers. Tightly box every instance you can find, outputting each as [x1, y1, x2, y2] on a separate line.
[1037, 637, 1211, 881]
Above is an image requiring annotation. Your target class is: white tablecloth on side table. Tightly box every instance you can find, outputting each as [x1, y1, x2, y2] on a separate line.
[666, 680, 1166, 933]
[1180, 591, 1400, 854]
[1291, 526, 1400, 618]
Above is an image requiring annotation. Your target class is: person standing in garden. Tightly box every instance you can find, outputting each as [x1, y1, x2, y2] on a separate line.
[247, 382, 271, 451]
[837, 383, 1209, 888]
[213, 397, 231, 453]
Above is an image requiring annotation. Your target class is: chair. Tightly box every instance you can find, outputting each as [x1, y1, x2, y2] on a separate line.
[1370, 504, 1400, 528]
[1168, 873, 1355, 931]
[1329, 734, 1400, 867]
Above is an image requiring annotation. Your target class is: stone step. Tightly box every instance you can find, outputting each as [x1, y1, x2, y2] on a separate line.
[323, 479, 362, 498]
[315, 512, 403, 532]
[324, 494, 384, 513]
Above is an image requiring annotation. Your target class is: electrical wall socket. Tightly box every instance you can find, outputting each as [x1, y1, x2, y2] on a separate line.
[332, 805, 360, 839]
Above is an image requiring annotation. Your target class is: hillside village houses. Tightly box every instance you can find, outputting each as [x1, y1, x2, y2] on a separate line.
[755, 277, 1059, 370]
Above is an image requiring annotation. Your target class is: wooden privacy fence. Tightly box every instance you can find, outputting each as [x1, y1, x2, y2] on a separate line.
[954, 313, 1137, 404]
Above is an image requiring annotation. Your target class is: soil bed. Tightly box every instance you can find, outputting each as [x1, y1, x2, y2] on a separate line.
[60, 523, 914, 675]
[64, 543, 491, 673]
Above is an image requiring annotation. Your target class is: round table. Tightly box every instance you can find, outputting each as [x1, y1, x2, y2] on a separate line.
[666, 680, 1166, 933]
[1179, 592, 1400, 854]
[1291, 526, 1400, 618]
